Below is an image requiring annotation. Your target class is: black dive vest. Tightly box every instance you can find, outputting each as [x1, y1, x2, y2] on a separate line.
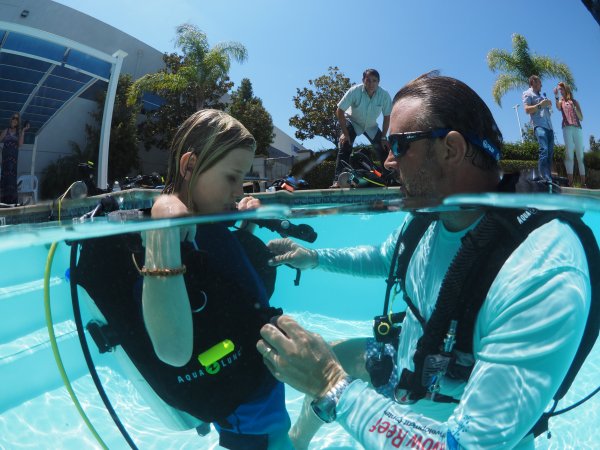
[385, 208, 599, 436]
[74, 223, 280, 424]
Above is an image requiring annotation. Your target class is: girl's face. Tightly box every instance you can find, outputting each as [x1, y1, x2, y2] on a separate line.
[559, 85, 566, 97]
[183, 148, 254, 214]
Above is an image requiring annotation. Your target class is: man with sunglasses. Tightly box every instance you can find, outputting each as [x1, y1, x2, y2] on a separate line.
[260, 73, 591, 449]
[331, 69, 392, 188]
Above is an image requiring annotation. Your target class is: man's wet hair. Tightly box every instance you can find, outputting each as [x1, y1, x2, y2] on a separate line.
[529, 75, 541, 86]
[363, 68, 380, 81]
[392, 71, 503, 172]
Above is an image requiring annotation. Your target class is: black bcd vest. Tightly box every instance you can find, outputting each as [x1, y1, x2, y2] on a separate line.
[73, 226, 280, 424]
[383, 208, 599, 437]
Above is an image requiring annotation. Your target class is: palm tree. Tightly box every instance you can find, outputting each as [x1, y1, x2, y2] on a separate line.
[127, 24, 247, 110]
[487, 33, 575, 106]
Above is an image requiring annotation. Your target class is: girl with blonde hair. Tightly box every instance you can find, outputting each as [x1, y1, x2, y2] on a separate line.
[142, 109, 291, 449]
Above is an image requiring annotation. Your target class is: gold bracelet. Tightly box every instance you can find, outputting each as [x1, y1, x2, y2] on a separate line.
[131, 253, 186, 277]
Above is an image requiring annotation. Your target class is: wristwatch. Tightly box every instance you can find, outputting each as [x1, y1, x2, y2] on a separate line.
[311, 376, 355, 423]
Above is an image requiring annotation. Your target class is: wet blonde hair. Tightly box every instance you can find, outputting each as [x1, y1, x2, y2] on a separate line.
[164, 109, 256, 207]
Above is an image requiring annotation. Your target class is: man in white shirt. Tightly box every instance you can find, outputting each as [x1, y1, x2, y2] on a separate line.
[332, 69, 392, 187]
[258, 73, 593, 449]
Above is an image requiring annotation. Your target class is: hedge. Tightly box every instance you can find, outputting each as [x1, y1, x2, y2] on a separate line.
[300, 144, 600, 189]
[499, 160, 538, 173]
[303, 161, 335, 189]
[502, 142, 565, 162]
[584, 151, 600, 171]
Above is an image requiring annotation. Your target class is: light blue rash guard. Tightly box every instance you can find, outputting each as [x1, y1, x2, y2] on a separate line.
[315, 216, 590, 449]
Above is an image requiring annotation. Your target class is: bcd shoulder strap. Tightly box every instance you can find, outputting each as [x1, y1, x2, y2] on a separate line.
[382, 213, 437, 325]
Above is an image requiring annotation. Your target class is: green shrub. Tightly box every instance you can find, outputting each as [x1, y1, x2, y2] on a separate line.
[584, 151, 600, 171]
[303, 161, 335, 189]
[501, 142, 539, 160]
[501, 141, 565, 162]
[499, 160, 537, 173]
[587, 169, 600, 189]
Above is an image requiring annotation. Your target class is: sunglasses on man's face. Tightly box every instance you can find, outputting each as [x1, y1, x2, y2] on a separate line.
[12, 116, 19, 120]
[388, 129, 450, 158]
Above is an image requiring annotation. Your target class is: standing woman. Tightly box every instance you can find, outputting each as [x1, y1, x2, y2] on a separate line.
[0, 113, 29, 204]
[554, 82, 586, 186]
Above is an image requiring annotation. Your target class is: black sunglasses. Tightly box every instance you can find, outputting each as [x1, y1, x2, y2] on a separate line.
[389, 128, 501, 161]
[11, 116, 19, 120]
[388, 129, 450, 158]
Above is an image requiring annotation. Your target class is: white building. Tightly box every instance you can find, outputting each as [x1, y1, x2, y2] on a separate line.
[0, 0, 306, 197]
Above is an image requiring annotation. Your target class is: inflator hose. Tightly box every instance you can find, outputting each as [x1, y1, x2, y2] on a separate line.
[44, 242, 109, 449]
[69, 242, 139, 450]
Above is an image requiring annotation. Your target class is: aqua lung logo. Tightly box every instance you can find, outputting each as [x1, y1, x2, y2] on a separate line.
[176, 347, 243, 383]
[482, 139, 497, 158]
[206, 362, 221, 375]
[517, 208, 536, 225]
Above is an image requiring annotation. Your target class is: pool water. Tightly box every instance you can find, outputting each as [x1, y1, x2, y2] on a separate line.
[0, 193, 599, 449]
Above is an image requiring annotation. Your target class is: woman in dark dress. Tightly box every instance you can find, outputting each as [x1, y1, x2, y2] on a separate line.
[0, 113, 29, 204]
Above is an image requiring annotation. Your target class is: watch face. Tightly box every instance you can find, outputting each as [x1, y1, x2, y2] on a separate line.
[311, 398, 336, 423]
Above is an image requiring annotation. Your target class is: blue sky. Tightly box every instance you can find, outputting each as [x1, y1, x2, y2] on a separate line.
[56, 0, 600, 152]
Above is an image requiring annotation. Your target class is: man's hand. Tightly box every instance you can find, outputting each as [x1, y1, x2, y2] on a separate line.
[257, 315, 347, 398]
[541, 98, 552, 108]
[267, 238, 318, 269]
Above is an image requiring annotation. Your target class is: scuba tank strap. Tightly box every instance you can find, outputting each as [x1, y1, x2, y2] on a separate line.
[398, 208, 564, 402]
[385, 213, 437, 317]
[367, 213, 435, 388]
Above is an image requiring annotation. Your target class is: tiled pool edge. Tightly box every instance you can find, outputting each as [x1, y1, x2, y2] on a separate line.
[0, 186, 597, 226]
[0, 188, 404, 226]
[0, 189, 158, 226]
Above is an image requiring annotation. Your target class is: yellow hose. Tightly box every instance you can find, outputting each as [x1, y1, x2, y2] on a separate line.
[44, 242, 108, 449]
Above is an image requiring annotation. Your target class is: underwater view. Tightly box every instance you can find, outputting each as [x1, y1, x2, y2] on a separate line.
[1, 1, 599, 448]
[0, 192, 599, 449]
